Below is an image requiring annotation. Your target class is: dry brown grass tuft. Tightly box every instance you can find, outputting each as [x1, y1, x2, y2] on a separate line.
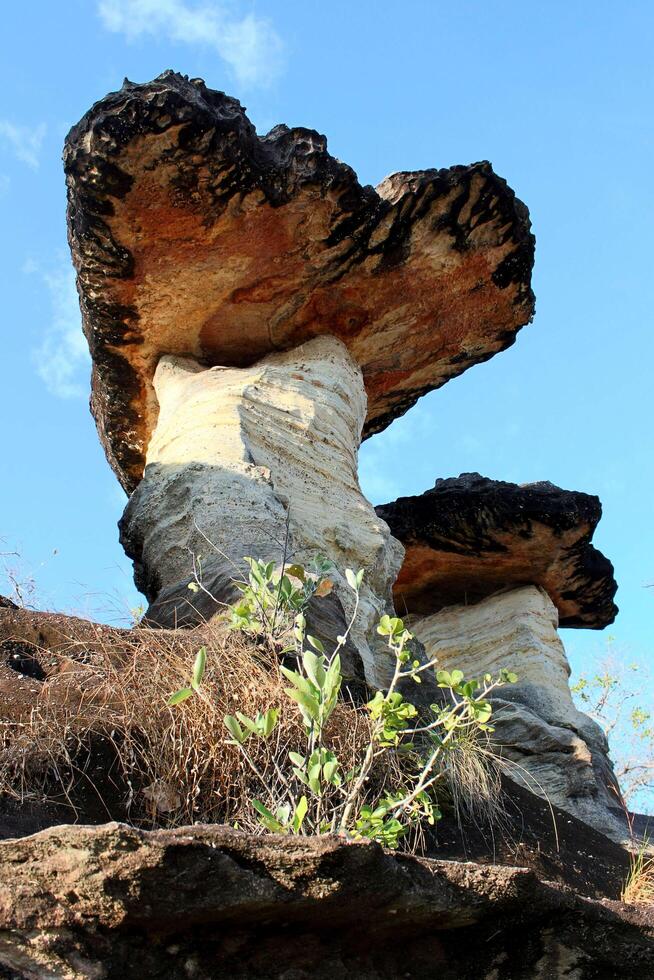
[622, 845, 654, 905]
[0, 622, 376, 831]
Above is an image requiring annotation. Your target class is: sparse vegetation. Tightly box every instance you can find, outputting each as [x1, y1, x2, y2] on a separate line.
[622, 840, 654, 905]
[0, 554, 515, 850]
[572, 652, 654, 809]
[172, 556, 516, 846]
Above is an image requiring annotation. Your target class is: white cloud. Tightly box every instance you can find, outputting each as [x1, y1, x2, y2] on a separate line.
[97, 0, 285, 88]
[0, 121, 46, 170]
[31, 264, 90, 399]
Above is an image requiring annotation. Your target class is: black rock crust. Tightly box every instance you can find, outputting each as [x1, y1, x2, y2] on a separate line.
[377, 472, 618, 628]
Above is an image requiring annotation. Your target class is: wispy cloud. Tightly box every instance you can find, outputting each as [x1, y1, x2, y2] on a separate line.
[97, 0, 285, 88]
[0, 121, 46, 170]
[30, 263, 90, 399]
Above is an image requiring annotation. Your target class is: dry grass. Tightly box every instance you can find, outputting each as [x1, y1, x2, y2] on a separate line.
[0, 617, 505, 843]
[0, 623, 377, 831]
[622, 844, 654, 905]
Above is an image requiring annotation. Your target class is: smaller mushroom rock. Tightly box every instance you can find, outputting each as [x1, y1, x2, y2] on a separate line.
[377, 472, 618, 628]
[410, 586, 624, 840]
[64, 71, 535, 495]
[120, 335, 403, 686]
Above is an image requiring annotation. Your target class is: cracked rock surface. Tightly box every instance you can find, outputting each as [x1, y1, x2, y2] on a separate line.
[0, 823, 651, 979]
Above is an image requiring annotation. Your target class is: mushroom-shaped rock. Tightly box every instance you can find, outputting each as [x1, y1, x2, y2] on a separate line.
[65, 74, 535, 685]
[65, 71, 535, 494]
[376, 473, 618, 628]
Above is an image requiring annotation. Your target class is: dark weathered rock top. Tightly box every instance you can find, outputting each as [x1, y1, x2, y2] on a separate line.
[65, 71, 535, 492]
[377, 472, 618, 627]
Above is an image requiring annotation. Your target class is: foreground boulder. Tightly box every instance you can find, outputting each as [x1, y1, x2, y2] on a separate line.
[377, 472, 618, 628]
[0, 822, 651, 979]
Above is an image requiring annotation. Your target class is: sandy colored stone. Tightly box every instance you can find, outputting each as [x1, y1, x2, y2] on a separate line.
[65, 72, 535, 493]
[120, 335, 403, 685]
[410, 586, 624, 837]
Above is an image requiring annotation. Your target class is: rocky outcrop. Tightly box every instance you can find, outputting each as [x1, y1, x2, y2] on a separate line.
[410, 586, 625, 839]
[119, 335, 402, 685]
[64, 71, 534, 494]
[0, 823, 651, 980]
[377, 472, 618, 627]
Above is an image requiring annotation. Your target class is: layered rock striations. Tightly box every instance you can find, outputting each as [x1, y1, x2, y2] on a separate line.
[377, 472, 618, 627]
[410, 586, 623, 838]
[120, 335, 403, 684]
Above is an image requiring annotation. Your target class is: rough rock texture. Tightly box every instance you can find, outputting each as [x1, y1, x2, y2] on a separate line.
[377, 472, 618, 628]
[65, 71, 535, 494]
[120, 335, 403, 685]
[0, 823, 651, 980]
[410, 586, 625, 839]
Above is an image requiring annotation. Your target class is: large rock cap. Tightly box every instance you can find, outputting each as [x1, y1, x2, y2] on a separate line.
[376, 473, 618, 627]
[65, 71, 535, 492]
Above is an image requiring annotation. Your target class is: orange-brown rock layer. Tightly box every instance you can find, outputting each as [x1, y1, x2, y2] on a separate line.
[64, 71, 535, 493]
[377, 473, 618, 628]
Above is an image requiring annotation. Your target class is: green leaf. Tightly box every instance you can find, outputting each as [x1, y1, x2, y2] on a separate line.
[286, 688, 320, 723]
[168, 687, 193, 706]
[289, 752, 306, 768]
[356, 568, 365, 588]
[303, 649, 326, 688]
[450, 669, 464, 687]
[192, 647, 207, 688]
[252, 799, 285, 832]
[377, 614, 392, 636]
[292, 795, 308, 832]
[345, 568, 359, 591]
[280, 666, 316, 700]
[308, 762, 322, 795]
[262, 707, 279, 736]
[323, 759, 339, 783]
[224, 714, 246, 744]
[306, 635, 325, 654]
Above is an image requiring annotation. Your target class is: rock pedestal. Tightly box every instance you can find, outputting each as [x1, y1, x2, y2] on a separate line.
[410, 586, 624, 838]
[120, 335, 403, 686]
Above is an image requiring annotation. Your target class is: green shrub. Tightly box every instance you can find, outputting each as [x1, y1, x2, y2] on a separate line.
[172, 557, 516, 847]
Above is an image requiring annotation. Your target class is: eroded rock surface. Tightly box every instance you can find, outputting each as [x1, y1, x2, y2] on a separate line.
[377, 472, 618, 627]
[65, 71, 534, 493]
[410, 586, 624, 839]
[0, 823, 651, 980]
[120, 335, 403, 685]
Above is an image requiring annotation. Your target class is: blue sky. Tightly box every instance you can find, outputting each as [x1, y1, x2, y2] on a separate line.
[0, 4, 652, 690]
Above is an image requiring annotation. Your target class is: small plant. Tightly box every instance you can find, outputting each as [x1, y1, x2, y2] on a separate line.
[622, 839, 654, 905]
[171, 559, 517, 847]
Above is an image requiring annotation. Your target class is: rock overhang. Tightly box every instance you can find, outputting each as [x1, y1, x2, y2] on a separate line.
[376, 472, 618, 628]
[64, 70, 535, 493]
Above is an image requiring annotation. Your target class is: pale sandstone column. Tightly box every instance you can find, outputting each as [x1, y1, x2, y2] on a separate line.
[410, 586, 624, 839]
[120, 336, 404, 687]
